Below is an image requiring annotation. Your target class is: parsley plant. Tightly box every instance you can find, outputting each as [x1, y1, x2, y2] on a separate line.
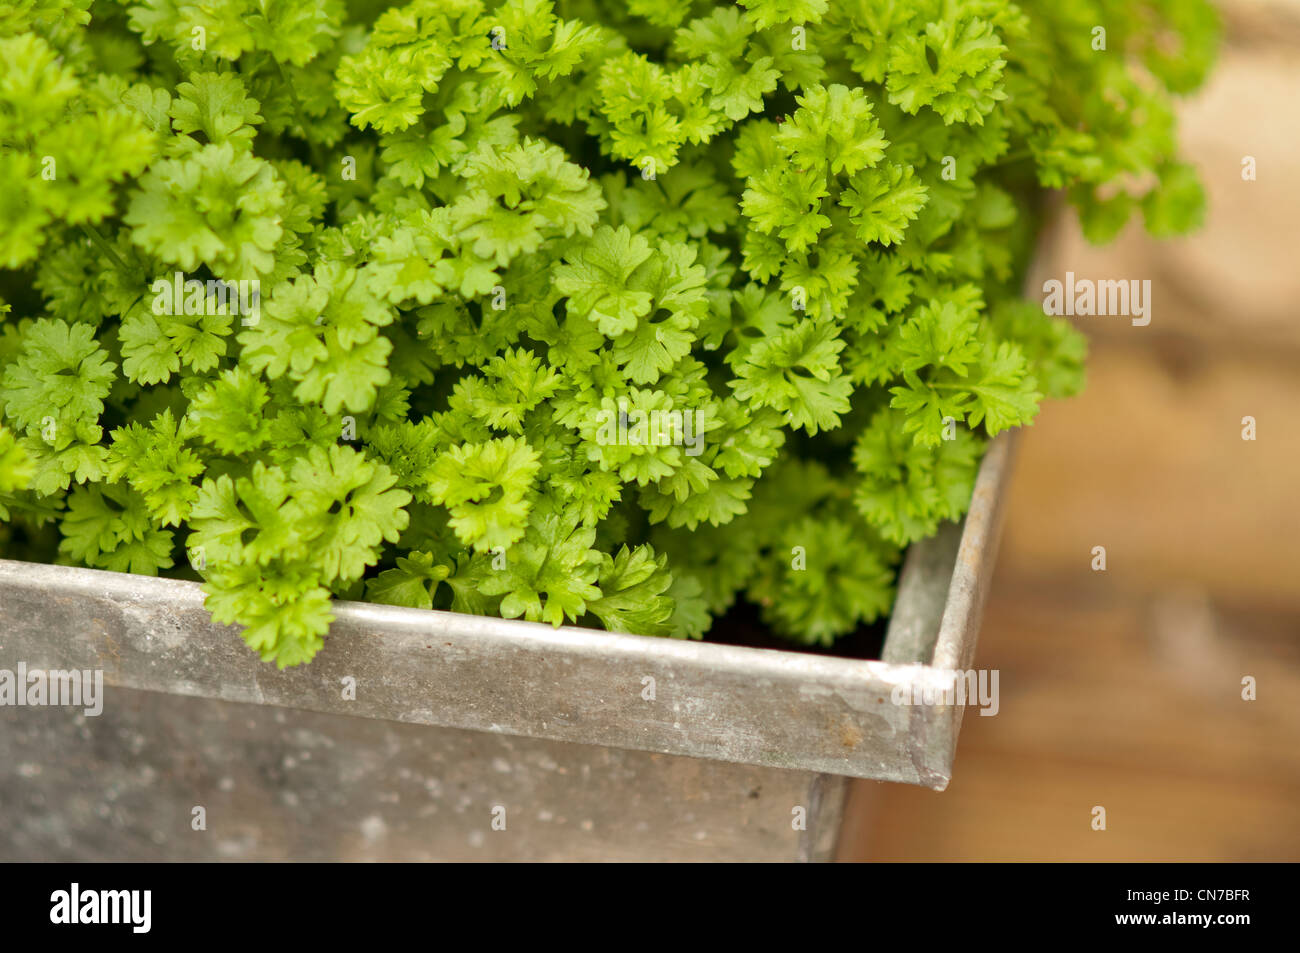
[0, 0, 1216, 665]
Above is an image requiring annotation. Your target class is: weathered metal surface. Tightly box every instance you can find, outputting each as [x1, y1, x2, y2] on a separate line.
[0, 427, 1013, 865]
[0, 561, 949, 782]
[878, 432, 1019, 785]
[881, 520, 964, 665]
[0, 687, 845, 861]
[925, 432, 1020, 779]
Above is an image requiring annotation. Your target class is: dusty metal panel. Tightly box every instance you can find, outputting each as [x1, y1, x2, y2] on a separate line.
[0, 686, 842, 862]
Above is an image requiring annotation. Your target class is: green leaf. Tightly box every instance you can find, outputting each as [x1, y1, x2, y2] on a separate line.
[428, 436, 541, 552]
[125, 142, 284, 276]
[478, 501, 602, 626]
[730, 318, 853, 434]
[840, 161, 928, 246]
[366, 551, 452, 610]
[1, 319, 116, 437]
[553, 225, 655, 336]
[777, 84, 888, 177]
[587, 544, 675, 637]
[168, 72, 264, 152]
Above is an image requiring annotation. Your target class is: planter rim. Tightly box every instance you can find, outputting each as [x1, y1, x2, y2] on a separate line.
[0, 432, 1016, 788]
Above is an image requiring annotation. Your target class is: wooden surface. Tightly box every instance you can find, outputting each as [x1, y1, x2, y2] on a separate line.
[839, 574, 1300, 861]
[838, 15, 1300, 861]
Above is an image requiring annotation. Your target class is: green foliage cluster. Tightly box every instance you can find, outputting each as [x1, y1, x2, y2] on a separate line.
[0, 0, 1215, 665]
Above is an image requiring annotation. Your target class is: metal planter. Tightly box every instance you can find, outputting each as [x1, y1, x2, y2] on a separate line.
[0, 433, 1016, 861]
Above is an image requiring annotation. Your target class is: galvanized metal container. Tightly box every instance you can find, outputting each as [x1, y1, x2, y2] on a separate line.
[0, 433, 1016, 861]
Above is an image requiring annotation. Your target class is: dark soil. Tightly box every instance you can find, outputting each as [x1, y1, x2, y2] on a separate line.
[707, 598, 888, 661]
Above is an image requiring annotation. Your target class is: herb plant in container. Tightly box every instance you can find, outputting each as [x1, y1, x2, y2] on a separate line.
[0, 0, 1216, 858]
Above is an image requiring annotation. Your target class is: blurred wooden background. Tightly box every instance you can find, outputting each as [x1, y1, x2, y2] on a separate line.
[839, 0, 1300, 861]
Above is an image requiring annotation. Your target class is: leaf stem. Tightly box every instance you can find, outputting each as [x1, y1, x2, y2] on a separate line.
[274, 58, 323, 166]
[79, 223, 149, 316]
[79, 222, 132, 275]
[992, 149, 1033, 167]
